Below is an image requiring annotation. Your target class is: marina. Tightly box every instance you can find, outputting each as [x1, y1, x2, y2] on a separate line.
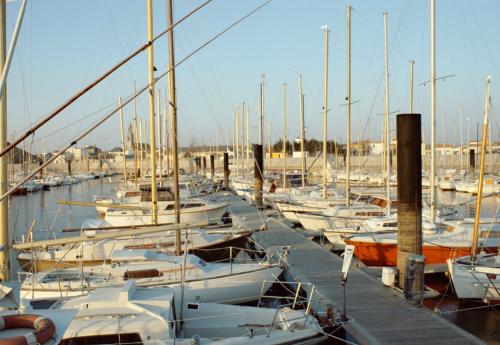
[0, 0, 499, 344]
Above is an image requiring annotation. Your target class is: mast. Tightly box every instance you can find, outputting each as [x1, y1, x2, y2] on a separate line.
[268, 120, 271, 170]
[246, 107, 249, 177]
[459, 105, 463, 172]
[471, 77, 491, 261]
[282, 83, 287, 191]
[139, 117, 144, 176]
[146, 0, 158, 224]
[384, 12, 391, 215]
[232, 110, 235, 166]
[0, 0, 8, 280]
[298, 74, 305, 190]
[163, 89, 168, 186]
[133, 82, 139, 185]
[409, 60, 414, 113]
[157, 89, 163, 185]
[321, 25, 329, 199]
[346, 4, 351, 206]
[167, 0, 181, 254]
[259, 75, 265, 146]
[118, 97, 128, 185]
[488, 109, 493, 174]
[241, 101, 245, 177]
[236, 106, 239, 176]
[430, 0, 437, 222]
[442, 110, 446, 170]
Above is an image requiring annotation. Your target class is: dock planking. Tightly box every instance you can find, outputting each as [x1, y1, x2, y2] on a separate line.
[222, 193, 485, 345]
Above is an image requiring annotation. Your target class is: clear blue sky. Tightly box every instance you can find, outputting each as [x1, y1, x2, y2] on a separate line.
[6, 0, 500, 152]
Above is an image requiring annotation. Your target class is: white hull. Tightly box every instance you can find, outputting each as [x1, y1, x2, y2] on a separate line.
[447, 255, 500, 301]
[21, 266, 282, 305]
[105, 203, 227, 226]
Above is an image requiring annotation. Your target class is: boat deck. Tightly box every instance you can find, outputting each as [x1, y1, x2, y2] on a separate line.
[220, 192, 485, 345]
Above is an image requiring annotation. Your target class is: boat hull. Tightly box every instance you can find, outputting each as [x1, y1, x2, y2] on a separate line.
[344, 240, 498, 266]
[20, 266, 283, 305]
[17, 232, 252, 272]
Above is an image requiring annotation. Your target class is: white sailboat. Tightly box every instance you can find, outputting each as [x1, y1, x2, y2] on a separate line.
[447, 77, 500, 303]
[1, 281, 327, 344]
[19, 249, 284, 305]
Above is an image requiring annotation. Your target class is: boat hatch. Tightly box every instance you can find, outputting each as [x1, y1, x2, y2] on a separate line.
[124, 269, 163, 280]
[60, 333, 143, 345]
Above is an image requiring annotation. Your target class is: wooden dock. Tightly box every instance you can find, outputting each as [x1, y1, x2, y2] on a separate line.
[221, 193, 485, 345]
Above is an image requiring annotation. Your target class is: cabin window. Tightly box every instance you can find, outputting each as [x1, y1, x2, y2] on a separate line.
[187, 303, 199, 310]
[60, 333, 143, 345]
[384, 222, 397, 228]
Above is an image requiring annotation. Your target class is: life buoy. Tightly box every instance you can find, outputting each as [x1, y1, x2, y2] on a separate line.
[0, 314, 56, 345]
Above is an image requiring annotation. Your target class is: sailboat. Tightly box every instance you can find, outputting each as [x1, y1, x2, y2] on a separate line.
[447, 77, 500, 303]
[16, 225, 252, 271]
[19, 248, 284, 304]
[1, 280, 327, 344]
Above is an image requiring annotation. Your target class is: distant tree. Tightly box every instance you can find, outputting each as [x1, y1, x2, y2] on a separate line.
[272, 139, 293, 154]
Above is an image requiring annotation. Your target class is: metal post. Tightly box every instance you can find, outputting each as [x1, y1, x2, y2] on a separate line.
[396, 113, 423, 291]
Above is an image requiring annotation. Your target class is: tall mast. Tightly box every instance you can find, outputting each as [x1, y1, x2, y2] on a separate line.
[471, 77, 491, 260]
[232, 110, 235, 163]
[430, 0, 437, 222]
[167, 0, 181, 254]
[459, 105, 463, 172]
[246, 107, 249, 177]
[236, 105, 239, 176]
[345, 4, 351, 206]
[442, 110, 446, 170]
[118, 97, 128, 185]
[259, 75, 265, 145]
[282, 83, 287, 191]
[268, 120, 271, 170]
[409, 60, 414, 113]
[139, 117, 144, 176]
[241, 101, 245, 177]
[146, 0, 158, 224]
[321, 25, 329, 199]
[157, 89, 163, 186]
[298, 74, 305, 190]
[488, 109, 493, 174]
[383, 12, 391, 215]
[133, 82, 139, 185]
[0, 0, 9, 281]
[163, 89, 168, 186]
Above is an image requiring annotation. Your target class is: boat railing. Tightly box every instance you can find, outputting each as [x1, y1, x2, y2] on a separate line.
[255, 279, 334, 336]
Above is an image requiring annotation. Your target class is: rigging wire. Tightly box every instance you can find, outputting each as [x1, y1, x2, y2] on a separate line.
[1, 0, 275, 202]
[0, 0, 214, 159]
